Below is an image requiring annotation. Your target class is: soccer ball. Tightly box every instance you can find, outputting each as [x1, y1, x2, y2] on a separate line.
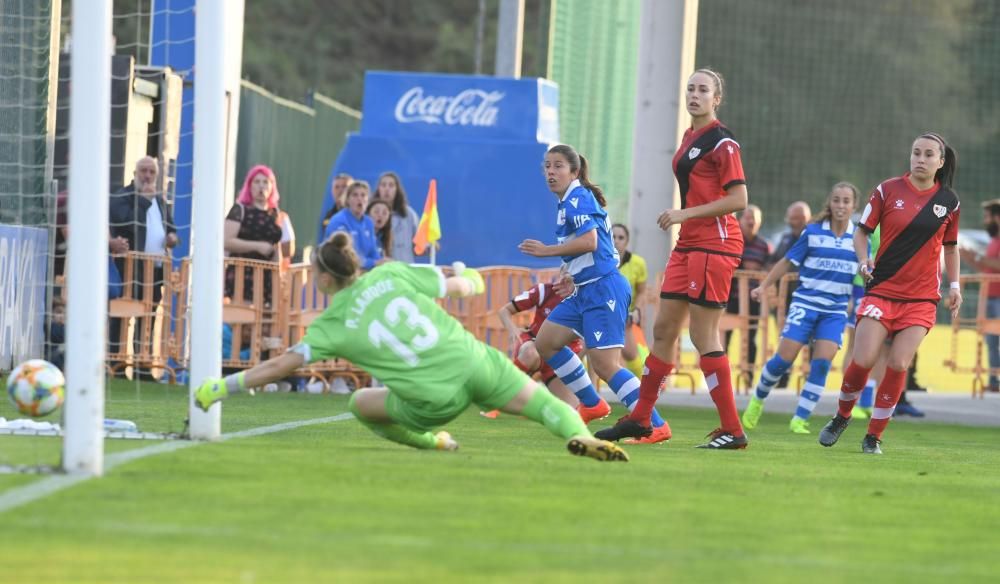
[6, 359, 65, 417]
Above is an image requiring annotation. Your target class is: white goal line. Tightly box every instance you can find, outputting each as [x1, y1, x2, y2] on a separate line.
[0, 413, 353, 514]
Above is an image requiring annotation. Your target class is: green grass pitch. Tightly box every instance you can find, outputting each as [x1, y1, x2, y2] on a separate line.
[1, 382, 997, 583]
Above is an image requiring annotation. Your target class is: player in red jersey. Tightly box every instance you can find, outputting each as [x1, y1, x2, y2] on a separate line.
[489, 281, 588, 416]
[819, 132, 962, 454]
[597, 68, 750, 449]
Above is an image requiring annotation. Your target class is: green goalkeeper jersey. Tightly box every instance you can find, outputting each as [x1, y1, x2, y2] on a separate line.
[297, 262, 485, 406]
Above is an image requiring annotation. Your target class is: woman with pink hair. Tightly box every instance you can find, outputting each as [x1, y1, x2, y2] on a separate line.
[224, 165, 284, 303]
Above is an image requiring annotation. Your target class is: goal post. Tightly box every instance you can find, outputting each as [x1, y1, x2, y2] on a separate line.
[63, 0, 113, 475]
[187, 0, 231, 440]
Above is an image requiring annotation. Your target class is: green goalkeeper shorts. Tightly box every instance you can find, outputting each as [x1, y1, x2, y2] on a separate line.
[384, 343, 532, 432]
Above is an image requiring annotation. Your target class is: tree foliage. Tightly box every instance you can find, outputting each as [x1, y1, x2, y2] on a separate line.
[241, 0, 550, 107]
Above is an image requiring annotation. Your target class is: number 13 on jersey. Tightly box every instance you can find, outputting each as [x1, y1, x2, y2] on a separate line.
[367, 297, 440, 366]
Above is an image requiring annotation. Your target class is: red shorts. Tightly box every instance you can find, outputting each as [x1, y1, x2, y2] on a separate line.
[855, 296, 937, 334]
[514, 332, 584, 384]
[660, 249, 740, 308]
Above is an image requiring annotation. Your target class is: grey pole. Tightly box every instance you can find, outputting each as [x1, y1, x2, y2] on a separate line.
[629, 0, 699, 339]
[495, 0, 524, 78]
[474, 0, 486, 74]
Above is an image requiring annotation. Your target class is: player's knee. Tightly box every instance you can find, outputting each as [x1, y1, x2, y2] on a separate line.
[887, 354, 912, 371]
[518, 343, 541, 371]
[653, 315, 681, 341]
[348, 388, 380, 422]
[348, 392, 364, 419]
[808, 358, 831, 383]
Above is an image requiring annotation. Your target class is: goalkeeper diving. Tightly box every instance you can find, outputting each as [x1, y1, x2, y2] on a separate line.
[194, 232, 628, 462]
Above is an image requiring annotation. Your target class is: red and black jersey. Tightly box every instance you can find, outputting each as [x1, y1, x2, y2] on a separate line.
[859, 174, 960, 303]
[511, 283, 566, 337]
[671, 119, 747, 257]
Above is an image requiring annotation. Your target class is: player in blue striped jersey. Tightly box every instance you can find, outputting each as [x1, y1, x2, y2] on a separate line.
[520, 144, 668, 436]
[741, 183, 859, 433]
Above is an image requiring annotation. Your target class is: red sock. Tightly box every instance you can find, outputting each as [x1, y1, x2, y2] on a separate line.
[838, 361, 872, 418]
[700, 353, 742, 436]
[867, 366, 906, 439]
[628, 353, 674, 425]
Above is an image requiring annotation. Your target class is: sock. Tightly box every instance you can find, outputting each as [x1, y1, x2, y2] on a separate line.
[858, 379, 876, 408]
[794, 358, 830, 421]
[348, 393, 438, 450]
[867, 366, 907, 439]
[609, 368, 666, 428]
[701, 351, 743, 436]
[623, 343, 650, 379]
[837, 361, 872, 418]
[520, 384, 589, 440]
[547, 347, 601, 407]
[629, 353, 675, 425]
[755, 354, 792, 400]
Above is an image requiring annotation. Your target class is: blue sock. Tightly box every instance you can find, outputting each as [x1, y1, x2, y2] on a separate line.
[609, 368, 665, 428]
[755, 354, 792, 400]
[794, 358, 830, 420]
[858, 379, 875, 408]
[547, 348, 600, 407]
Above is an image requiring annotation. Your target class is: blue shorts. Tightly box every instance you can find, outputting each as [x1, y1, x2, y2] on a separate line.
[781, 302, 849, 347]
[845, 284, 865, 329]
[548, 271, 631, 349]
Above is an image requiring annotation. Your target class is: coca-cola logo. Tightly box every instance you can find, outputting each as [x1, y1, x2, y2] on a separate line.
[394, 87, 503, 127]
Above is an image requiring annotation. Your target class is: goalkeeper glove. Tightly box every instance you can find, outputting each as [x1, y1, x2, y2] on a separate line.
[194, 372, 244, 412]
[452, 261, 485, 295]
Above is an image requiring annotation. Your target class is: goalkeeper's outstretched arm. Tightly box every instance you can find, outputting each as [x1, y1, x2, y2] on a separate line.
[194, 351, 305, 410]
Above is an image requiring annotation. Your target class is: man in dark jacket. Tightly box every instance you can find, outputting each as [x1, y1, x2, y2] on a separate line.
[108, 156, 179, 365]
[109, 156, 178, 299]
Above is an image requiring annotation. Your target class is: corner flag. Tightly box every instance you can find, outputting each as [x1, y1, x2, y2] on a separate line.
[413, 179, 441, 256]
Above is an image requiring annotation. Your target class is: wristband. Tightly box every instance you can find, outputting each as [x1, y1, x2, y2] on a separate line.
[950, 281, 961, 291]
[224, 371, 246, 393]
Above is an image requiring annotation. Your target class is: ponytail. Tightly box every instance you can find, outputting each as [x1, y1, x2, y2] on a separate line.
[577, 155, 607, 207]
[920, 132, 958, 189]
[315, 231, 360, 287]
[547, 144, 606, 207]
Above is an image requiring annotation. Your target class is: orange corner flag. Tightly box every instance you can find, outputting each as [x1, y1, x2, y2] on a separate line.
[413, 179, 441, 255]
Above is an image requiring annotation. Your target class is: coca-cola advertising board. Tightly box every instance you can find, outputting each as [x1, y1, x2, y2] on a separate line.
[361, 71, 559, 143]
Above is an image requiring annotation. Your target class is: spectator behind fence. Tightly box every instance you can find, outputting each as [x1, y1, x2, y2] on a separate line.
[376, 171, 420, 263]
[367, 198, 393, 259]
[318, 172, 352, 244]
[109, 156, 179, 292]
[725, 204, 772, 375]
[225, 165, 283, 304]
[108, 156, 178, 363]
[959, 198, 1000, 393]
[769, 200, 811, 387]
[278, 209, 296, 269]
[323, 180, 382, 270]
[769, 201, 811, 263]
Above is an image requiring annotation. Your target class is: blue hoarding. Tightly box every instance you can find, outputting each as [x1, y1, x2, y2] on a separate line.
[325, 71, 564, 269]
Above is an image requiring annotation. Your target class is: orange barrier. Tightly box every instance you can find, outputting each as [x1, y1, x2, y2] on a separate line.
[106, 251, 178, 381]
[282, 262, 369, 390]
[103, 261, 810, 396]
[943, 274, 1000, 398]
[221, 257, 282, 371]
